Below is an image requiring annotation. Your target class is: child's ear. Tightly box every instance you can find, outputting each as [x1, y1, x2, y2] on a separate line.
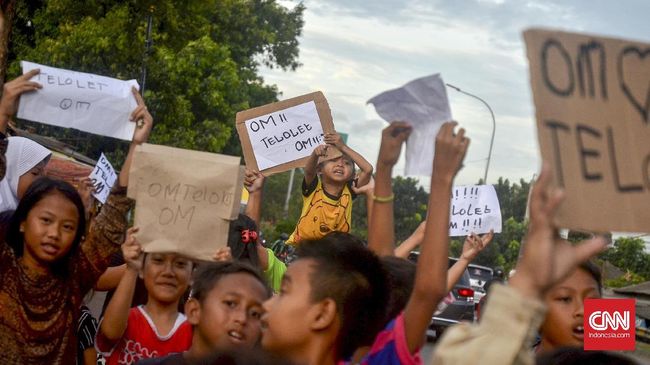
[309, 298, 338, 331]
[185, 298, 201, 325]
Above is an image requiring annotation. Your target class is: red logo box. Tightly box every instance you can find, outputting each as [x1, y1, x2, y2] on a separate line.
[584, 298, 635, 351]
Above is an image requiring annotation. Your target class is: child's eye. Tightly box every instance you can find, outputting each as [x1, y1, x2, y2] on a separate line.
[63, 224, 75, 232]
[174, 261, 188, 269]
[557, 296, 572, 303]
[40, 217, 51, 224]
[250, 308, 263, 320]
[224, 300, 237, 308]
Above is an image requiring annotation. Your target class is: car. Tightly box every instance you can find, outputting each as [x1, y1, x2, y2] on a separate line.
[408, 253, 475, 342]
[466, 263, 494, 302]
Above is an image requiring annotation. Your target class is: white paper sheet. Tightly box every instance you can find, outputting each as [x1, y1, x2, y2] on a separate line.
[368, 74, 452, 176]
[17, 61, 139, 140]
[449, 185, 502, 237]
[243, 100, 325, 171]
[88, 153, 117, 204]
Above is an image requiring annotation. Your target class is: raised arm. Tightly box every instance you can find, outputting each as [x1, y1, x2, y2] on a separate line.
[404, 122, 469, 352]
[394, 220, 426, 259]
[432, 164, 607, 365]
[97, 228, 142, 345]
[324, 132, 373, 187]
[367, 122, 412, 257]
[119, 87, 152, 188]
[446, 231, 493, 292]
[304, 144, 328, 186]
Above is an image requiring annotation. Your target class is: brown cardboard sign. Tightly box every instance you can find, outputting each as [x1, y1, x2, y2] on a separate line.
[236, 91, 336, 175]
[127, 144, 244, 261]
[524, 28, 650, 232]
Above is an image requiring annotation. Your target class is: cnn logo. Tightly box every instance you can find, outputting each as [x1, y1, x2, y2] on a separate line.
[584, 298, 635, 351]
[588, 310, 630, 331]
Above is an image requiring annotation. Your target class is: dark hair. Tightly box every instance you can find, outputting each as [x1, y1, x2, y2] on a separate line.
[296, 232, 389, 359]
[381, 256, 416, 322]
[182, 348, 294, 365]
[228, 214, 260, 268]
[536, 347, 638, 365]
[6, 177, 86, 276]
[0, 209, 15, 242]
[578, 260, 602, 295]
[191, 261, 271, 304]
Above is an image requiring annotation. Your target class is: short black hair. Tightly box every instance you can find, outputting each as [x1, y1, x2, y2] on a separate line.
[535, 347, 638, 365]
[6, 176, 86, 276]
[296, 232, 389, 359]
[578, 260, 602, 295]
[228, 214, 260, 268]
[191, 261, 271, 304]
[381, 256, 416, 322]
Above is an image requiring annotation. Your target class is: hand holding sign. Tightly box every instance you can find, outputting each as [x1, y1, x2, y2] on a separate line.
[129, 87, 153, 144]
[460, 231, 494, 262]
[433, 122, 469, 182]
[0, 69, 42, 133]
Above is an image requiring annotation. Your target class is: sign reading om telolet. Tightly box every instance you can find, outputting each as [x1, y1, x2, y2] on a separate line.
[525, 29, 650, 233]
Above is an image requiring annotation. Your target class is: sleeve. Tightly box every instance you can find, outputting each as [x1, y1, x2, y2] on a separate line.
[430, 284, 546, 365]
[95, 307, 133, 357]
[302, 176, 319, 197]
[264, 248, 286, 293]
[74, 185, 134, 295]
[364, 313, 421, 365]
[77, 306, 99, 352]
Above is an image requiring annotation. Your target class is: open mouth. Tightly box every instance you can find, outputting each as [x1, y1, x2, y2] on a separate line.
[573, 325, 584, 340]
[41, 243, 60, 256]
[228, 330, 245, 343]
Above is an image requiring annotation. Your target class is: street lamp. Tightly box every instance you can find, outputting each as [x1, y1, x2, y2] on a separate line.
[446, 83, 496, 184]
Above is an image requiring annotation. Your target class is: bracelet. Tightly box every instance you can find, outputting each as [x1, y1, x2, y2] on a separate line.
[372, 194, 394, 203]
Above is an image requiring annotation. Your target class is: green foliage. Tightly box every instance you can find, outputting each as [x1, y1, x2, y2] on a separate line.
[599, 237, 650, 280]
[7, 0, 304, 163]
[605, 271, 646, 288]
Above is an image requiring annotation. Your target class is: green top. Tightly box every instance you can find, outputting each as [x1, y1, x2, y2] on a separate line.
[264, 248, 287, 293]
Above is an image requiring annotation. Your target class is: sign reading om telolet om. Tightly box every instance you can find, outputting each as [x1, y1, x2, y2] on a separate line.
[17, 61, 139, 140]
[448, 185, 502, 237]
[524, 29, 650, 232]
[236, 91, 336, 175]
[128, 144, 244, 261]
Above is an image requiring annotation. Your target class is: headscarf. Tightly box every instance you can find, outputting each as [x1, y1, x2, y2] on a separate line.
[0, 137, 52, 211]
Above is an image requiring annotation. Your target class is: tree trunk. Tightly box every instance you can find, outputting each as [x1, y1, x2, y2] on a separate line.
[0, 0, 16, 86]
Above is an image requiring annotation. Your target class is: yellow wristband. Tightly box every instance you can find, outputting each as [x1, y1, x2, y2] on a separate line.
[372, 194, 394, 203]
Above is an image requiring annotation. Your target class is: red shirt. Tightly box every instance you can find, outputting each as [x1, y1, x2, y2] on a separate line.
[96, 306, 192, 365]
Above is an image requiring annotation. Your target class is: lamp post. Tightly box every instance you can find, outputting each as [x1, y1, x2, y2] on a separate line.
[446, 83, 496, 184]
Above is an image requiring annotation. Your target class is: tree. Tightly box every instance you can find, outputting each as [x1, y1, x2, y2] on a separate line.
[7, 0, 304, 163]
[600, 237, 650, 279]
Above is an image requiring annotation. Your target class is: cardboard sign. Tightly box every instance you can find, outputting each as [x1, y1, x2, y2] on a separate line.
[128, 144, 244, 261]
[17, 61, 139, 140]
[524, 29, 650, 233]
[236, 91, 336, 175]
[88, 153, 117, 204]
[449, 185, 502, 236]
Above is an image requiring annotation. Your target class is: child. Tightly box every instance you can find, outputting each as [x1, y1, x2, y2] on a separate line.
[286, 133, 373, 244]
[261, 232, 390, 365]
[138, 261, 272, 364]
[431, 164, 607, 364]
[536, 260, 602, 354]
[0, 79, 150, 363]
[95, 228, 194, 364]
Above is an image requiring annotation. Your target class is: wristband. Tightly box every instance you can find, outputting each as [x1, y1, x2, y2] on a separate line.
[372, 194, 394, 203]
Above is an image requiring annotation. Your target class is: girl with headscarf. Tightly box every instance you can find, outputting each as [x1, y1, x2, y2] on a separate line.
[0, 136, 52, 212]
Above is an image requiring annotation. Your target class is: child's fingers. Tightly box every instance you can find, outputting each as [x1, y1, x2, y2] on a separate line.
[132, 86, 144, 105]
[129, 105, 146, 121]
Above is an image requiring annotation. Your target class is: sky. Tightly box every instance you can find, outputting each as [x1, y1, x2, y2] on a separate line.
[260, 0, 650, 188]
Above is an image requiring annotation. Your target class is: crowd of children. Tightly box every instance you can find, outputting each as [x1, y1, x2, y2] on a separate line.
[0, 67, 640, 365]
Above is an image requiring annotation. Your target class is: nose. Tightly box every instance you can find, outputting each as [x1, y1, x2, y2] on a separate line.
[575, 298, 585, 318]
[47, 224, 61, 241]
[233, 306, 247, 325]
[161, 260, 175, 277]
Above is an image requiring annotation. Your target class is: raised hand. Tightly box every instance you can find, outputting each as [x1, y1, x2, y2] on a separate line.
[312, 144, 328, 158]
[244, 169, 265, 193]
[0, 69, 42, 132]
[377, 122, 412, 167]
[460, 230, 493, 262]
[129, 87, 153, 145]
[76, 176, 96, 213]
[510, 164, 607, 299]
[213, 246, 233, 262]
[351, 176, 374, 195]
[323, 132, 345, 149]
[432, 121, 469, 182]
[121, 227, 143, 271]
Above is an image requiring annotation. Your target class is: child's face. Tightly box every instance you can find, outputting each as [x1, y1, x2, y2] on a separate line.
[261, 259, 321, 356]
[321, 156, 354, 183]
[540, 268, 600, 350]
[21, 192, 79, 269]
[143, 253, 193, 304]
[192, 272, 268, 350]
